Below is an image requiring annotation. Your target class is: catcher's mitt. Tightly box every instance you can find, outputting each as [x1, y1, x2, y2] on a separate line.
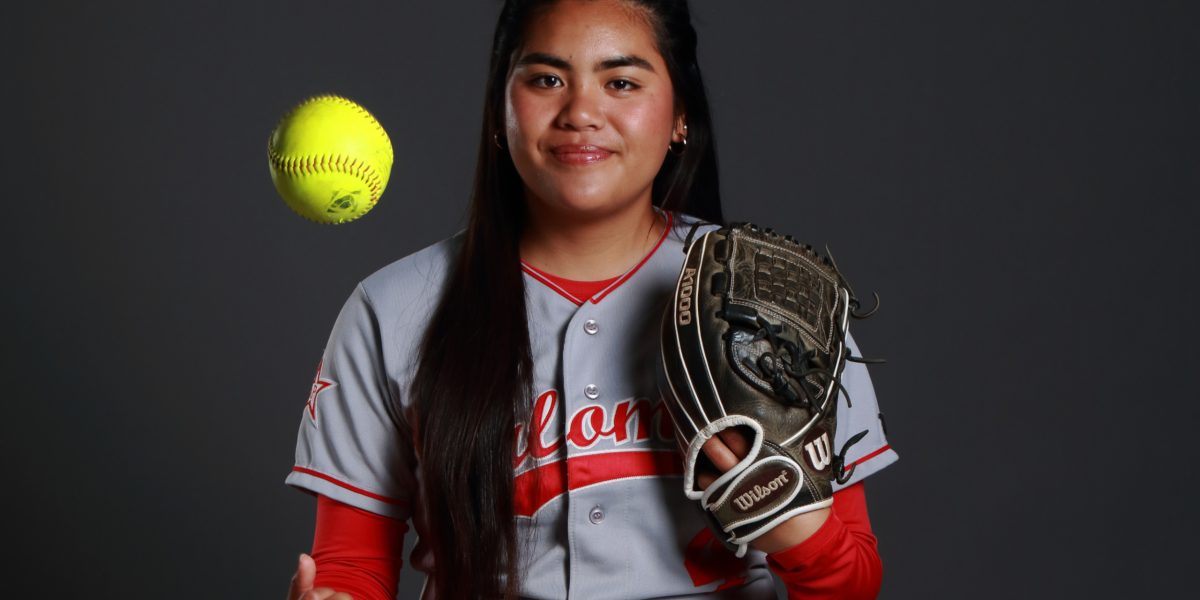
[659, 222, 879, 557]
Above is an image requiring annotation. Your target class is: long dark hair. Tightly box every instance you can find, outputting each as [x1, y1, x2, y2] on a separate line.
[409, 1, 722, 598]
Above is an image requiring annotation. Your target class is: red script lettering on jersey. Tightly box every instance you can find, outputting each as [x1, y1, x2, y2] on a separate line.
[511, 389, 683, 517]
[513, 389, 676, 468]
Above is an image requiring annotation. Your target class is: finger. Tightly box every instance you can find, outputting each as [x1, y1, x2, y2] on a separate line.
[287, 553, 316, 600]
[701, 435, 739, 472]
[716, 428, 751, 458]
[696, 470, 716, 491]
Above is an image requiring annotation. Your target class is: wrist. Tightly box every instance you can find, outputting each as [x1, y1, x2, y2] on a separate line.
[752, 507, 832, 554]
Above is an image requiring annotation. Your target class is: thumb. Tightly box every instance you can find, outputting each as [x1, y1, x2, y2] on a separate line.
[287, 553, 317, 600]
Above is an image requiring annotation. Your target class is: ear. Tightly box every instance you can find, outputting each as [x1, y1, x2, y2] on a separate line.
[673, 114, 689, 142]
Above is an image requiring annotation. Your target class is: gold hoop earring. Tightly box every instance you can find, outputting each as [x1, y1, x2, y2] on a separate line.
[493, 131, 507, 150]
[668, 136, 687, 156]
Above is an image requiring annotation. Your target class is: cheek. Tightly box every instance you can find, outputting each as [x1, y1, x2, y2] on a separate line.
[505, 89, 549, 147]
[621, 95, 676, 150]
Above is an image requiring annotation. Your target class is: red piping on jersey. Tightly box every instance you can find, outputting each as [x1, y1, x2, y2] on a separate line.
[521, 211, 674, 306]
[520, 266, 588, 305]
[291, 466, 409, 507]
[842, 445, 891, 472]
[513, 449, 683, 517]
[293, 441, 887, 512]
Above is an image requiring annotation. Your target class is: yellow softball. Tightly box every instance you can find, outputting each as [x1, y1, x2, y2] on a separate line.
[267, 95, 394, 224]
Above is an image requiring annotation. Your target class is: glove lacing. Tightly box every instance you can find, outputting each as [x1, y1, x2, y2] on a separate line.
[727, 313, 870, 486]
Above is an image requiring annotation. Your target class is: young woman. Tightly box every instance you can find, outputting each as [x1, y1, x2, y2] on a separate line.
[285, 1, 897, 599]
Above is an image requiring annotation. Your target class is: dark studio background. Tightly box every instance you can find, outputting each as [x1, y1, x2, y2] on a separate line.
[3, 1, 1196, 598]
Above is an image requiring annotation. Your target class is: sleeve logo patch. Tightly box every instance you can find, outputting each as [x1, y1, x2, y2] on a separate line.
[305, 359, 337, 426]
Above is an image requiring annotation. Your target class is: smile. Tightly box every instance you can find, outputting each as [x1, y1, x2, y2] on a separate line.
[550, 145, 613, 165]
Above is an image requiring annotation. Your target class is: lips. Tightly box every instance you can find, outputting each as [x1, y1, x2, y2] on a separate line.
[550, 144, 613, 165]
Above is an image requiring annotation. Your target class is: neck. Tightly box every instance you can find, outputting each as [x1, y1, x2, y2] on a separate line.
[520, 200, 665, 281]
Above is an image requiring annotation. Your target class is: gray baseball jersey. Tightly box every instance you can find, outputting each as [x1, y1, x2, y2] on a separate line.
[286, 211, 898, 599]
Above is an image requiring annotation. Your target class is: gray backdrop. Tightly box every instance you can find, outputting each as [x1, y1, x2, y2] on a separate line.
[4, 1, 1196, 598]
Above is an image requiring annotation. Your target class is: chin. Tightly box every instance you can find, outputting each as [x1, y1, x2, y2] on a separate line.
[547, 189, 640, 219]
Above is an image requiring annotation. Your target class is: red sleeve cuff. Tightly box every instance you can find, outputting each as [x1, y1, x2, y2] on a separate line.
[766, 510, 847, 570]
[763, 484, 883, 599]
[311, 494, 408, 600]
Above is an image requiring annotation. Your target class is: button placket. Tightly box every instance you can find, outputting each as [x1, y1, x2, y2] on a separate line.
[581, 312, 601, 400]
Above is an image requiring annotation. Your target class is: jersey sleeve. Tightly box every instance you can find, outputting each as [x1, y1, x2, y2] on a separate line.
[286, 282, 417, 520]
[831, 331, 898, 490]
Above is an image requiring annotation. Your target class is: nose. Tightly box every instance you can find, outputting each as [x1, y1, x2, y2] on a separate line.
[555, 84, 604, 131]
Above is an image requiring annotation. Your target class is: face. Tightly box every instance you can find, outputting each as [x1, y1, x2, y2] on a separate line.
[504, 0, 685, 220]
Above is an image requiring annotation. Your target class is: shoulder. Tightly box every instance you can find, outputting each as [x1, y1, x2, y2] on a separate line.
[665, 211, 721, 244]
[331, 232, 462, 371]
[657, 211, 722, 259]
[356, 232, 463, 318]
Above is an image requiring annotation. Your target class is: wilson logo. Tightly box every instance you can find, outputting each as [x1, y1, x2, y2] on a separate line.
[731, 468, 794, 513]
[676, 267, 697, 325]
[804, 432, 832, 471]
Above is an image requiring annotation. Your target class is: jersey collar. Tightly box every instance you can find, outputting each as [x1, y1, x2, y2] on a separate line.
[521, 210, 674, 306]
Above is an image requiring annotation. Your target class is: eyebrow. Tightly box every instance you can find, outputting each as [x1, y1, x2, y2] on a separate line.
[515, 52, 656, 73]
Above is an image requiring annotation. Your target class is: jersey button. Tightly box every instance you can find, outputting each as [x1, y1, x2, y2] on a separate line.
[583, 319, 599, 335]
[584, 384, 599, 399]
[588, 506, 605, 524]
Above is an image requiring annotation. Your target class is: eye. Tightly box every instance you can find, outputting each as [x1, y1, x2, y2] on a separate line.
[608, 79, 641, 92]
[530, 74, 563, 88]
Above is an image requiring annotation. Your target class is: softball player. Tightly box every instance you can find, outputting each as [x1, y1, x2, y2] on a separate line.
[285, 1, 896, 599]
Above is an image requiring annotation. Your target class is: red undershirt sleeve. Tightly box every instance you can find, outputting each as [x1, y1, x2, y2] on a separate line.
[765, 483, 883, 599]
[311, 494, 408, 600]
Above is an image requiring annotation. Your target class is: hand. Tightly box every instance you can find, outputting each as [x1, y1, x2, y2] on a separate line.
[287, 553, 354, 600]
[698, 429, 831, 554]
